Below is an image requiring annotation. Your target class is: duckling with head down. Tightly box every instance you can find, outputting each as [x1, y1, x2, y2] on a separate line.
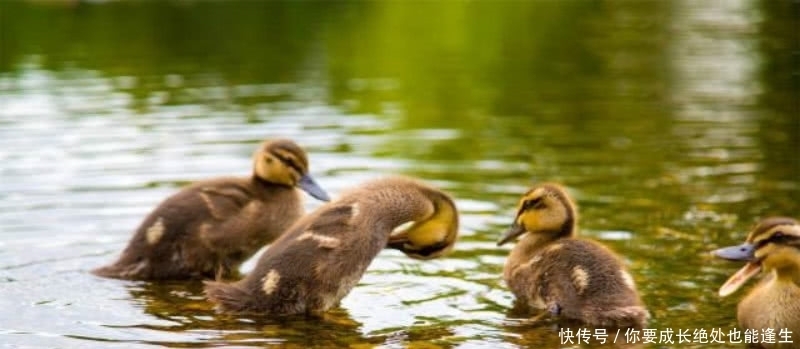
[92, 138, 330, 280]
[713, 217, 800, 348]
[204, 176, 459, 316]
[497, 183, 648, 328]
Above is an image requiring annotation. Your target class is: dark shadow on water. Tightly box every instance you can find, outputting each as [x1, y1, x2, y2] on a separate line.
[501, 301, 649, 348]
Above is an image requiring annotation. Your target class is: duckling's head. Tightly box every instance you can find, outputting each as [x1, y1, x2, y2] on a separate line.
[386, 181, 459, 260]
[714, 217, 800, 297]
[497, 183, 577, 246]
[253, 139, 330, 201]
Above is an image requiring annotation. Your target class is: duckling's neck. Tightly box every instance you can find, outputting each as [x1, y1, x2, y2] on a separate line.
[773, 264, 800, 287]
[516, 229, 575, 255]
[252, 175, 291, 189]
[348, 187, 444, 233]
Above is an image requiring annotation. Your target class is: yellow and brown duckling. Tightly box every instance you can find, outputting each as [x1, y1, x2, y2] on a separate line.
[204, 175, 459, 316]
[92, 138, 330, 280]
[497, 183, 648, 328]
[713, 217, 800, 348]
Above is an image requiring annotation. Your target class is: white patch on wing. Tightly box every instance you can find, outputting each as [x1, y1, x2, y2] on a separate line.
[261, 269, 281, 295]
[572, 266, 590, 294]
[145, 217, 165, 245]
[297, 231, 341, 249]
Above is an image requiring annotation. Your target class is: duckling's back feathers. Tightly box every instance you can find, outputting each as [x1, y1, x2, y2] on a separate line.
[205, 201, 387, 315]
[203, 176, 459, 316]
[92, 177, 303, 280]
[505, 238, 647, 327]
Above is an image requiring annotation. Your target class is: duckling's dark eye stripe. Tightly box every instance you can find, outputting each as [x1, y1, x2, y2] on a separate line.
[522, 197, 543, 211]
[271, 152, 303, 174]
[755, 232, 797, 248]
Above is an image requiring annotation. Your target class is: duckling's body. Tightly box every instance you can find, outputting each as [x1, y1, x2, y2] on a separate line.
[738, 276, 800, 347]
[92, 139, 330, 280]
[505, 238, 645, 327]
[714, 217, 800, 349]
[204, 176, 459, 316]
[498, 183, 648, 328]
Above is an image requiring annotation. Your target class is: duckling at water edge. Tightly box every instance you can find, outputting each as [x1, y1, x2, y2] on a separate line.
[204, 175, 459, 316]
[497, 183, 648, 328]
[92, 138, 330, 280]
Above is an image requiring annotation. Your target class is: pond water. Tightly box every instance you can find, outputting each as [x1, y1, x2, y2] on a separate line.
[1, 1, 798, 348]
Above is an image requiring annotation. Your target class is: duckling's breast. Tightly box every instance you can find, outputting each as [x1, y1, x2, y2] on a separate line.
[738, 277, 800, 344]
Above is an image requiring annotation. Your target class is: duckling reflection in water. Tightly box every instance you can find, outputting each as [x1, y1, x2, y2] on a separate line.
[204, 176, 459, 316]
[124, 282, 365, 341]
[92, 139, 330, 280]
[713, 217, 800, 349]
[497, 183, 648, 328]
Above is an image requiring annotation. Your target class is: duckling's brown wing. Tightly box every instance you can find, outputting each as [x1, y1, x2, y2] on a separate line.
[133, 180, 254, 246]
[188, 180, 300, 259]
[540, 239, 646, 327]
[197, 184, 253, 219]
[190, 182, 257, 247]
[93, 179, 260, 279]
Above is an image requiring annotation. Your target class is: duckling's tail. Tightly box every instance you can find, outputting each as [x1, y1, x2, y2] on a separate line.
[585, 306, 650, 328]
[91, 261, 148, 280]
[91, 265, 120, 278]
[203, 280, 254, 313]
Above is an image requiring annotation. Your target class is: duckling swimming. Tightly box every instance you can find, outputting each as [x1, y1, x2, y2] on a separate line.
[204, 176, 459, 316]
[92, 138, 330, 280]
[714, 217, 800, 349]
[497, 183, 648, 328]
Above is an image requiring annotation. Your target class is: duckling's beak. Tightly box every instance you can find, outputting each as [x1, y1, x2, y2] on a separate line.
[713, 243, 755, 261]
[298, 174, 331, 201]
[713, 243, 761, 297]
[497, 222, 526, 246]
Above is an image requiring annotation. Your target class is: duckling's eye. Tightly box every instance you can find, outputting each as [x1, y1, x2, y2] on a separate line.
[758, 231, 792, 248]
[265, 157, 274, 164]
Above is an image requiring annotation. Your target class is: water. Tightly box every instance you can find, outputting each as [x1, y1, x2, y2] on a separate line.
[0, 1, 798, 348]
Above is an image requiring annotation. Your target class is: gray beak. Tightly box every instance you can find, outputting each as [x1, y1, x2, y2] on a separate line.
[713, 242, 755, 261]
[497, 222, 527, 246]
[298, 174, 330, 202]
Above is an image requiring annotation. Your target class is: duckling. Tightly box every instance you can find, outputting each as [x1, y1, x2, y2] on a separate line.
[713, 217, 800, 348]
[496, 183, 648, 328]
[204, 175, 459, 316]
[92, 138, 330, 280]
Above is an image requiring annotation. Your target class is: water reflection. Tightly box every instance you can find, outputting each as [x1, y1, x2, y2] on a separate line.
[668, 0, 764, 214]
[117, 281, 378, 348]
